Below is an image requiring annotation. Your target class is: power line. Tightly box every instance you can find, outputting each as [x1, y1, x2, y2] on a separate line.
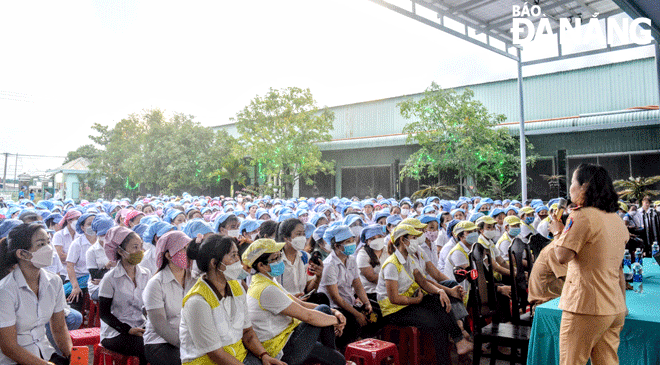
[1, 152, 66, 158]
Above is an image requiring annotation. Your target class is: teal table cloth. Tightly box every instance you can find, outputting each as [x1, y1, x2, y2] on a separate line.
[528, 258, 660, 365]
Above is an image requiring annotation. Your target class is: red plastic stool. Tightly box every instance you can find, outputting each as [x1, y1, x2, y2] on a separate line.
[93, 344, 140, 365]
[379, 325, 435, 365]
[345, 338, 400, 365]
[70, 327, 100, 346]
[87, 299, 100, 327]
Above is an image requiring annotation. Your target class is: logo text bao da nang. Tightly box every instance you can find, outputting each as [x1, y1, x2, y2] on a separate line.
[511, 4, 652, 45]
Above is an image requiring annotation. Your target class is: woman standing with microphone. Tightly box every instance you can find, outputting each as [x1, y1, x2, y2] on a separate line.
[550, 164, 629, 365]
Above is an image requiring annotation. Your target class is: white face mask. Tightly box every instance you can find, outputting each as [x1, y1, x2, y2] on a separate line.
[176, 223, 184, 231]
[26, 244, 54, 269]
[250, 232, 259, 241]
[369, 237, 385, 251]
[483, 229, 498, 240]
[416, 207, 423, 214]
[407, 238, 420, 254]
[221, 261, 247, 281]
[291, 236, 306, 251]
[401, 209, 410, 216]
[69, 219, 78, 229]
[84, 227, 96, 236]
[227, 229, 240, 238]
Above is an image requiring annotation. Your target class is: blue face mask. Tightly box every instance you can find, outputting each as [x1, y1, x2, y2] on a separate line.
[342, 243, 357, 256]
[525, 217, 534, 225]
[268, 260, 285, 277]
[509, 227, 521, 237]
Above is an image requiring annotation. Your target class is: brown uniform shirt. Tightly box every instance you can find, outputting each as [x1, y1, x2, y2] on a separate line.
[528, 240, 568, 306]
[557, 207, 628, 315]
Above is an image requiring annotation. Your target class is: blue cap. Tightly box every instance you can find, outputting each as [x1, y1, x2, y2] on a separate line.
[76, 212, 97, 234]
[422, 205, 436, 214]
[45, 213, 64, 225]
[313, 224, 328, 242]
[446, 219, 460, 238]
[213, 213, 237, 232]
[256, 209, 270, 220]
[239, 219, 261, 234]
[490, 208, 505, 218]
[132, 223, 149, 237]
[323, 224, 353, 244]
[374, 210, 390, 223]
[386, 214, 402, 226]
[343, 214, 364, 227]
[164, 209, 184, 224]
[305, 222, 315, 239]
[419, 215, 439, 224]
[535, 205, 549, 213]
[0, 219, 24, 238]
[469, 212, 484, 222]
[278, 213, 296, 222]
[92, 215, 115, 236]
[309, 213, 326, 227]
[143, 221, 176, 245]
[296, 209, 309, 218]
[360, 224, 385, 243]
[505, 206, 519, 215]
[183, 218, 213, 238]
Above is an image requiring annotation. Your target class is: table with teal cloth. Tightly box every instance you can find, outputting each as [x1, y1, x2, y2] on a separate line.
[527, 258, 660, 365]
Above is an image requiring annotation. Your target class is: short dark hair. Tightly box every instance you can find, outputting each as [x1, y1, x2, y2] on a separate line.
[187, 234, 235, 273]
[0, 223, 46, 278]
[276, 218, 303, 241]
[573, 164, 619, 213]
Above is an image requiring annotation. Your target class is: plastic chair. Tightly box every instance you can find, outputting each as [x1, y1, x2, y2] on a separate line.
[379, 325, 434, 365]
[345, 338, 400, 365]
[70, 327, 100, 346]
[508, 237, 533, 325]
[93, 344, 140, 365]
[71, 346, 89, 365]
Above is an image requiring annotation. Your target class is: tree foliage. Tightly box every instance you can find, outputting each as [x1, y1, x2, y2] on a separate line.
[398, 83, 535, 197]
[613, 176, 660, 202]
[64, 144, 101, 164]
[87, 109, 236, 199]
[234, 87, 335, 197]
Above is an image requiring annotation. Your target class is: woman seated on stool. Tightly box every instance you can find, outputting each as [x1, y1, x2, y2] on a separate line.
[180, 234, 282, 365]
[143, 231, 195, 365]
[99, 226, 150, 365]
[0, 223, 73, 365]
[377, 224, 473, 365]
[244, 239, 347, 365]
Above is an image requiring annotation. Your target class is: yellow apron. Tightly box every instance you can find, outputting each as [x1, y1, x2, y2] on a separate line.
[378, 254, 420, 317]
[448, 242, 470, 306]
[247, 274, 301, 358]
[182, 278, 248, 364]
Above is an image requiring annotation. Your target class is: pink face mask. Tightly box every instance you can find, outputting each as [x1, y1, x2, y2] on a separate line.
[171, 250, 188, 270]
[425, 230, 439, 243]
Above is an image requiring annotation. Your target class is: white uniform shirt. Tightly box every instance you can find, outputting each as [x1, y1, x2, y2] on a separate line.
[52, 228, 76, 276]
[498, 233, 513, 261]
[98, 263, 150, 340]
[66, 234, 93, 277]
[438, 237, 456, 273]
[143, 266, 195, 345]
[537, 219, 551, 239]
[318, 251, 359, 308]
[277, 250, 313, 296]
[356, 248, 384, 294]
[375, 249, 416, 303]
[85, 240, 110, 297]
[139, 243, 158, 278]
[0, 268, 66, 365]
[246, 274, 294, 344]
[180, 279, 251, 362]
[443, 241, 470, 292]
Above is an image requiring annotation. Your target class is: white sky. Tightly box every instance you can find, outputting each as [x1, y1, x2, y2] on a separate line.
[0, 0, 654, 175]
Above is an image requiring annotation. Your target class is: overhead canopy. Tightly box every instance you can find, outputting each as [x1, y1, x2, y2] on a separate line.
[612, 0, 660, 41]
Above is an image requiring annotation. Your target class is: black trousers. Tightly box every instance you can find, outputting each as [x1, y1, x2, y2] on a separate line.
[144, 343, 181, 365]
[281, 305, 345, 365]
[384, 294, 463, 365]
[101, 333, 148, 365]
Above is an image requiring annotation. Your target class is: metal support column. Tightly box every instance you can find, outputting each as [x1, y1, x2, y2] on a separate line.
[517, 48, 527, 202]
[655, 40, 660, 105]
[2, 153, 8, 191]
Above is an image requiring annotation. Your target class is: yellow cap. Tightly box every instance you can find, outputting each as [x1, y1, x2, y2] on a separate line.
[619, 201, 629, 211]
[520, 206, 535, 215]
[550, 203, 559, 210]
[390, 224, 422, 242]
[475, 215, 496, 225]
[453, 221, 478, 236]
[653, 201, 660, 207]
[241, 238, 285, 267]
[504, 216, 522, 227]
[400, 217, 428, 230]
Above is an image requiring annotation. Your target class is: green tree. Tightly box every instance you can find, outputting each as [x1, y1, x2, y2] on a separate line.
[614, 176, 660, 202]
[209, 156, 249, 198]
[234, 87, 335, 198]
[398, 82, 535, 197]
[64, 144, 101, 164]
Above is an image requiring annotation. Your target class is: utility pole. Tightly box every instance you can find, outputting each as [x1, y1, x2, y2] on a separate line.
[2, 153, 7, 191]
[14, 153, 18, 194]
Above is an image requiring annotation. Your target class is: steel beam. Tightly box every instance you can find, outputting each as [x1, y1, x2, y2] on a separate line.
[521, 42, 651, 66]
[517, 48, 527, 202]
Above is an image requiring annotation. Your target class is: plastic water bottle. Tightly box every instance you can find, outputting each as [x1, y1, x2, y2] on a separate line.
[623, 249, 632, 281]
[635, 248, 644, 266]
[632, 261, 643, 293]
[652, 242, 659, 264]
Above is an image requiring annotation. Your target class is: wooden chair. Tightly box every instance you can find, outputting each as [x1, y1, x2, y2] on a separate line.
[508, 237, 533, 326]
[470, 243, 530, 365]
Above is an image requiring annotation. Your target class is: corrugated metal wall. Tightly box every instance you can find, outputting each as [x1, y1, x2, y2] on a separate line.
[326, 57, 659, 139]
